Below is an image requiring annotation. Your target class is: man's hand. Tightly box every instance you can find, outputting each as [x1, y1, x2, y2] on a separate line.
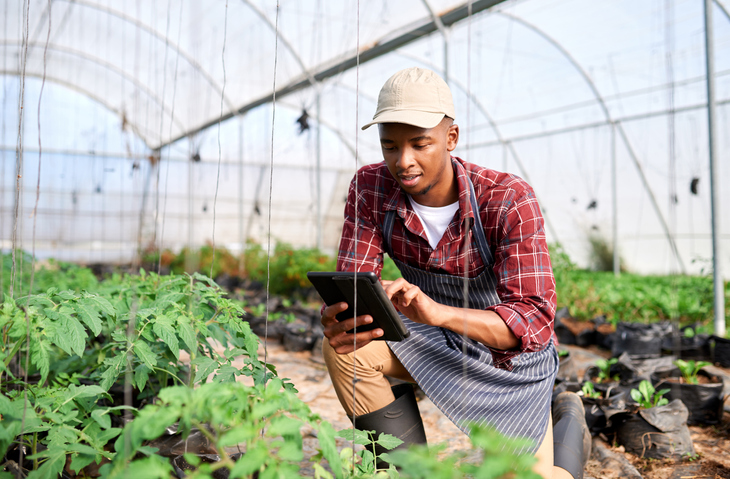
[321, 301, 384, 354]
[382, 278, 443, 326]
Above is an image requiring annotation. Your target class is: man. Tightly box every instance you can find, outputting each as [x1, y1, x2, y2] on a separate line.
[321, 67, 589, 479]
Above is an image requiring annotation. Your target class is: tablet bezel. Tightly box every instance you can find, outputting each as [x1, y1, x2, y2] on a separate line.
[307, 271, 409, 342]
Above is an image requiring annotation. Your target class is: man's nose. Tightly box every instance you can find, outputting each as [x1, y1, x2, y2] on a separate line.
[395, 148, 416, 170]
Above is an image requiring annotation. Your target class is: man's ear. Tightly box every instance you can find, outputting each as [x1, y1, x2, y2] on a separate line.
[446, 124, 459, 152]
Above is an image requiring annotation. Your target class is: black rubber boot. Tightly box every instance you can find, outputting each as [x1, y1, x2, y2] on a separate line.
[552, 391, 591, 479]
[352, 383, 427, 468]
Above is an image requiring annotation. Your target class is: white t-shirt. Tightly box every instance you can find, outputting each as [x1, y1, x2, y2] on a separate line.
[408, 195, 460, 249]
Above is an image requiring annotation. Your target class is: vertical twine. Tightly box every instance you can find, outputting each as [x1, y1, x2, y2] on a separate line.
[211, 0, 229, 279]
[265, 0, 281, 381]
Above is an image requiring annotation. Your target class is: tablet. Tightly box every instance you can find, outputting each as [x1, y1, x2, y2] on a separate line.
[307, 271, 409, 342]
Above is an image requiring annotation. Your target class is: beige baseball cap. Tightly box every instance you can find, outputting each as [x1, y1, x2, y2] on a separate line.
[362, 67, 455, 130]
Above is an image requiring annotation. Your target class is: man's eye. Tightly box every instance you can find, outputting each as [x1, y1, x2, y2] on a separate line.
[381, 146, 395, 151]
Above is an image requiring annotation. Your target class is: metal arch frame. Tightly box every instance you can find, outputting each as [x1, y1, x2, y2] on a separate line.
[491, 10, 686, 273]
[240, 0, 319, 90]
[1, 41, 186, 143]
[420, 0, 451, 82]
[155, 0, 508, 150]
[0, 70, 149, 144]
[49, 0, 236, 112]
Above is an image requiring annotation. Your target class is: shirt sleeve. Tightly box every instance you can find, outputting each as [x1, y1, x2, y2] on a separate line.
[485, 184, 557, 366]
[336, 174, 385, 277]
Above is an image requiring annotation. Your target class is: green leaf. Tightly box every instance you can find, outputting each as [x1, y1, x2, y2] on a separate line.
[152, 314, 180, 360]
[230, 442, 268, 477]
[26, 447, 67, 479]
[375, 433, 403, 451]
[54, 310, 88, 357]
[133, 341, 157, 370]
[192, 356, 218, 384]
[177, 316, 197, 351]
[92, 408, 112, 430]
[267, 416, 302, 437]
[70, 453, 96, 474]
[84, 293, 116, 317]
[213, 364, 239, 383]
[316, 422, 342, 479]
[74, 299, 103, 336]
[337, 428, 373, 446]
[114, 454, 173, 479]
[218, 424, 259, 447]
[55, 290, 76, 300]
[134, 364, 151, 392]
[30, 335, 52, 384]
[630, 389, 642, 404]
[100, 354, 126, 391]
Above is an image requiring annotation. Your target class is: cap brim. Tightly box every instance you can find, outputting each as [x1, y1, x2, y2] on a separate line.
[361, 110, 445, 130]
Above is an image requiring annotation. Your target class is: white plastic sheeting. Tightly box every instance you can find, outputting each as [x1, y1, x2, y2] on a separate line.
[1, 0, 729, 277]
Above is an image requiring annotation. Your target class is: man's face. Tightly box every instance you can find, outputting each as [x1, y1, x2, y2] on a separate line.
[378, 118, 459, 207]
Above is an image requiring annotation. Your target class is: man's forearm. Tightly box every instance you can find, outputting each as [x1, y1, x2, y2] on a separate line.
[433, 303, 520, 351]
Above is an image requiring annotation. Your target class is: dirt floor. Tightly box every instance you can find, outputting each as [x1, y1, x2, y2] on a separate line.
[255, 339, 730, 478]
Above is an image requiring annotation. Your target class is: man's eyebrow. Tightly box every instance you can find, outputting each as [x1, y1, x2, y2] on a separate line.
[410, 135, 431, 142]
[380, 138, 395, 144]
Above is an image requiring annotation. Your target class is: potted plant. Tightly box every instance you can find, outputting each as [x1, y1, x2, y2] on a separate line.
[614, 380, 695, 459]
[650, 359, 725, 425]
[578, 381, 626, 435]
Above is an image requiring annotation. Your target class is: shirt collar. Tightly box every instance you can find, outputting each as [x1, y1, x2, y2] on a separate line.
[382, 156, 476, 223]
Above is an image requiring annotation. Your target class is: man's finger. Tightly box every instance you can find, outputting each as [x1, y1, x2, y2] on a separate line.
[330, 329, 383, 354]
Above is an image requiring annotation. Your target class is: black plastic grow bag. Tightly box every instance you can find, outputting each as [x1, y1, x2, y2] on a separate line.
[713, 335, 730, 368]
[661, 327, 711, 361]
[614, 399, 694, 460]
[581, 385, 627, 435]
[651, 369, 725, 425]
[611, 322, 672, 359]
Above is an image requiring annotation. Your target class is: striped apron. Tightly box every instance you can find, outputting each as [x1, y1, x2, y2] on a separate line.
[383, 177, 558, 454]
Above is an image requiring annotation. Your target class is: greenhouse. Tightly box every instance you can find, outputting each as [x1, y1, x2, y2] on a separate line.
[1, 0, 729, 477]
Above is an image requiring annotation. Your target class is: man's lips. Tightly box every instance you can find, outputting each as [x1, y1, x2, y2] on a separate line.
[399, 173, 421, 187]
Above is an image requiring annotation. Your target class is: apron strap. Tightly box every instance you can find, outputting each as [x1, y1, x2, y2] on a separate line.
[382, 173, 495, 271]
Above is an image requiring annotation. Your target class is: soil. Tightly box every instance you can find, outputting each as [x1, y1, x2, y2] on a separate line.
[561, 316, 596, 336]
[596, 323, 616, 335]
[664, 374, 721, 385]
[252, 340, 730, 478]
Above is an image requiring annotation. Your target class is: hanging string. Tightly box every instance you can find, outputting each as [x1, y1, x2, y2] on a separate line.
[210, 0, 229, 279]
[158, 0, 184, 275]
[265, 0, 281, 380]
[19, 0, 47, 472]
[350, 0, 361, 471]
[0, 0, 9, 301]
[153, 0, 174, 275]
[28, 0, 51, 311]
[10, 0, 31, 302]
[459, 0, 474, 417]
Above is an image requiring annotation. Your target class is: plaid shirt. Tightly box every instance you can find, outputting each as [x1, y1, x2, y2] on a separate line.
[337, 156, 556, 366]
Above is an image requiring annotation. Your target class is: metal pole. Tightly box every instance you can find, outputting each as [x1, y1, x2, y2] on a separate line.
[443, 29, 450, 85]
[316, 87, 322, 250]
[704, 0, 725, 336]
[611, 123, 619, 276]
[238, 115, 245, 275]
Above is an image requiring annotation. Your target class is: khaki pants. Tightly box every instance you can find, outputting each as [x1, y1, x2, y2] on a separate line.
[322, 339, 560, 478]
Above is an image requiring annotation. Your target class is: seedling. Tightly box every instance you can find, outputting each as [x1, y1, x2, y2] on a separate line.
[630, 380, 670, 409]
[336, 428, 402, 475]
[595, 358, 619, 383]
[581, 381, 602, 399]
[674, 359, 711, 385]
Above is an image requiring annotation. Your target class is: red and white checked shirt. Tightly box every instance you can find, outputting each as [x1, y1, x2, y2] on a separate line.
[336, 156, 557, 366]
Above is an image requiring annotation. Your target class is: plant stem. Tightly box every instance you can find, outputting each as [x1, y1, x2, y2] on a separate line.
[32, 432, 38, 470]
